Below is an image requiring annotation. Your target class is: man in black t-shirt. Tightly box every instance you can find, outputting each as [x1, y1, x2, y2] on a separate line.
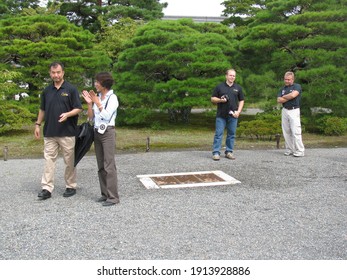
[277, 71, 305, 157]
[34, 62, 82, 200]
[211, 69, 245, 161]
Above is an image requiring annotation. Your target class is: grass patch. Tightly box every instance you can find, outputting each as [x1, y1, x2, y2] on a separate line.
[0, 111, 346, 159]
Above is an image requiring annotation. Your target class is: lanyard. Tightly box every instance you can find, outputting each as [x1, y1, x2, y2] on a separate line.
[99, 94, 115, 125]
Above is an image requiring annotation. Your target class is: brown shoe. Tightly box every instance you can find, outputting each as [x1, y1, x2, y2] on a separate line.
[225, 152, 235, 160]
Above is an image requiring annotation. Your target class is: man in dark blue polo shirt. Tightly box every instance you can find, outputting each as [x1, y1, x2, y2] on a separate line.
[211, 69, 245, 161]
[34, 62, 82, 200]
[277, 71, 305, 157]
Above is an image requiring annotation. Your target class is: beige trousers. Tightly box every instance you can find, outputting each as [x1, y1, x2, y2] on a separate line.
[41, 137, 77, 192]
[281, 108, 305, 154]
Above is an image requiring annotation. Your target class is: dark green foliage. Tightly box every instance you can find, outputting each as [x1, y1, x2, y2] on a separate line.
[0, 14, 111, 132]
[0, 0, 346, 136]
[0, 14, 111, 97]
[52, 0, 166, 33]
[51, 0, 103, 34]
[234, 0, 347, 117]
[114, 19, 236, 124]
[0, 0, 40, 19]
[237, 110, 282, 139]
[222, 0, 267, 27]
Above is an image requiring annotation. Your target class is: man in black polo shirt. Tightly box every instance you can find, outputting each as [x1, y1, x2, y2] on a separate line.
[277, 71, 305, 157]
[34, 62, 82, 199]
[211, 69, 244, 161]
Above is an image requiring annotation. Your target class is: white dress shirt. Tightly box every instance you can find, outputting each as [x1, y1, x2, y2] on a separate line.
[93, 90, 119, 128]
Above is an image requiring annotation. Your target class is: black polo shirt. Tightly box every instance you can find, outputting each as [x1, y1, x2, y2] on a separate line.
[278, 83, 302, 109]
[212, 82, 244, 118]
[40, 81, 82, 137]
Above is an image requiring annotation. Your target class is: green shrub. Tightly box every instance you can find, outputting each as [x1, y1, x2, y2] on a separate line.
[0, 102, 36, 135]
[316, 116, 347, 136]
[237, 110, 282, 140]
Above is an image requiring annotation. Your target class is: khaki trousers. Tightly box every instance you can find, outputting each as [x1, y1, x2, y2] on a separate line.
[281, 108, 305, 154]
[41, 137, 77, 192]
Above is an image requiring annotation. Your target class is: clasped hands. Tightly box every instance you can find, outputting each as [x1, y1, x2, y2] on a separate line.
[82, 89, 98, 105]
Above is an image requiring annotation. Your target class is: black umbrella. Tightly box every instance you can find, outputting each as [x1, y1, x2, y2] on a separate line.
[74, 122, 94, 167]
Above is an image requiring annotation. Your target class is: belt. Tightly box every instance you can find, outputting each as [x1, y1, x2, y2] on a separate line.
[94, 126, 115, 130]
[284, 106, 299, 110]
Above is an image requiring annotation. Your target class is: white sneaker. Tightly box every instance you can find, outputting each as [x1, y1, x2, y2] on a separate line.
[293, 152, 304, 157]
[212, 154, 220, 161]
[284, 151, 293, 156]
[225, 152, 236, 160]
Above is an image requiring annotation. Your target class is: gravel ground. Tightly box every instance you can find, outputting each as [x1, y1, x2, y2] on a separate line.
[0, 148, 346, 260]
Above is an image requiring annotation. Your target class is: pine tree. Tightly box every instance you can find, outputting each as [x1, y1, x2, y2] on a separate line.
[235, 0, 347, 117]
[0, 0, 40, 19]
[50, 0, 167, 33]
[0, 14, 111, 97]
[114, 19, 237, 124]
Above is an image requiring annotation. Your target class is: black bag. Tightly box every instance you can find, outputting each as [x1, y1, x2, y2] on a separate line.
[74, 122, 94, 166]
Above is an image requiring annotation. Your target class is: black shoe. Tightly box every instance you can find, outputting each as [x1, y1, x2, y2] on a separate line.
[102, 201, 116, 206]
[63, 188, 76, 197]
[38, 189, 51, 200]
[96, 197, 107, 202]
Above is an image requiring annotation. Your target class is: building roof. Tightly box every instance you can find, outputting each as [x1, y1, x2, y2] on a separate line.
[162, 15, 227, 23]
